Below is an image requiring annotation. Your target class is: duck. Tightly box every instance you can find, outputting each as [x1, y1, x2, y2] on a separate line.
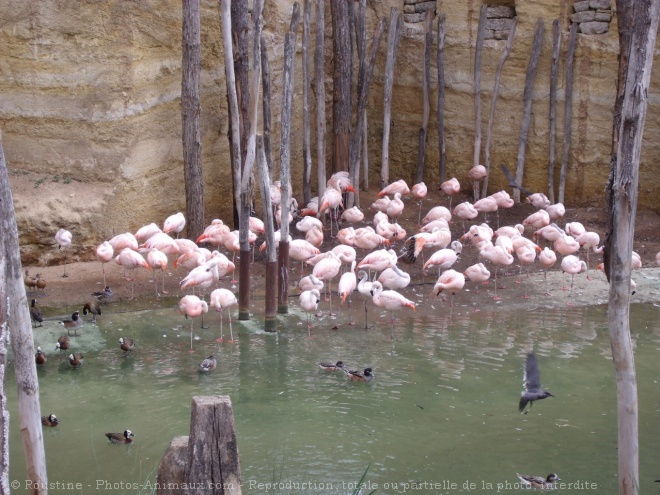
[516, 473, 560, 489]
[83, 300, 101, 323]
[198, 355, 217, 373]
[345, 367, 374, 382]
[118, 337, 135, 355]
[92, 286, 114, 304]
[519, 353, 554, 414]
[60, 311, 82, 336]
[35, 347, 46, 366]
[105, 430, 135, 444]
[35, 274, 47, 295]
[318, 361, 345, 371]
[24, 270, 38, 293]
[68, 353, 84, 368]
[56, 335, 70, 353]
[29, 299, 43, 328]
[41, 414, 59, 427]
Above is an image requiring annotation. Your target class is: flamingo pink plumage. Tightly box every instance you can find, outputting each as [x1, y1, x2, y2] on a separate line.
[370, 280, 415, 325]
[210, 288, 238, 342]
[385, 192, 405, 223]
[561, 254, 587, 303]
[341, 206, 364, 224]
[522, 209, 550, 230]
[115, 248, 150, 299]
[299, 289, 321, 337]
[312, 252, 342, 313]
[479, 244, 514, 300]
[538, 247, 557, 295]
[432, 269, 465, 306]
[439, 178, 460, 209]
[526, 193, 551, 209]
[147, 248, 169, 297]
[464, 262, 491, 296]
[377, 264, 411, 290]
[96, 241, 114, 287]
[135, 223, 163, 242]
[178, 294, 208, 349]
[422, 206, 452, 224]
[378, 179, 410, 198]
[411, 182, 428, 223]
[453, 202, 479, 229]
[109, 232, 138, 253]
[163, 212, 186, 238]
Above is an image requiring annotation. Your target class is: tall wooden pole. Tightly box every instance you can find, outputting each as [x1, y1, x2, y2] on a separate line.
[472, 5, 487, 199]
[558, 23, 577, 205]
[330, 0, 352, 174]
[302, 0, 312, 206]
[315, 0, 327, 202]
[260, 41, 274, 181]
[546, 19, 561, 204]
[416, 9, 434, 185]
[436, 14, 447, 185]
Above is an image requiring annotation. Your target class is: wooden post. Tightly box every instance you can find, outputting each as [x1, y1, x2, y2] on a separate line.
[278, 4, 300, 314]
[183, 397, 241, 495]
[513, 18, 544, 204]
[436, 13, 447, 185]
[330, 0, 352, 175]
[315, 0, 327, 202]
[482, 16, 517, 197]
[256, 136, 278, 332]
[157, 436, 189, 495]
[361, 112, 368, 191]
[472, 5, 487, 200]
[0, 134, 48, 495]
[351, 0, 366, 205]
[260, 40, 274, 181]
[546, 19, 561, 204]
[302, 0, 312, 206]
[416, 9, 433, 185]
[558, 23, 577, 205]
[381, 8, 403, 190]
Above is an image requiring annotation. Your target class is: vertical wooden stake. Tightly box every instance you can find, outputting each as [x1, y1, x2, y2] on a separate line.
[558, 23, 577, 205]
[546, 19, 561, 204]
[472, 5, 487, 200]
[302, 0, 312, 206]
[437, 13, 447, 185]
[416, 8, 434, 185]
[315, 0, 327, 202]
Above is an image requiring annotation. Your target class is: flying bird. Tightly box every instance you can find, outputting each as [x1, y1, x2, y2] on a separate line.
[519, 353, 554, 414]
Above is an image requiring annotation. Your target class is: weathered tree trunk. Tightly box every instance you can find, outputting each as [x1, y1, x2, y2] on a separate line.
[558, 22, 577, 205]
[330, 0, 352, 174]
[546, 19, 561, 204]
[315, 0, 327, 201]
[381, 7, 403, 190]
[181, 0, 205, 242]
[513, 18, 544, 204]
[260, 40, 274, 181]
[230, 1, 250, 229]
[472, 5, 487, 199]
[256, 136, 277, 332]
[221, 0, 242, 238]
[277, 4, 300, 315]
[302, 0, 312, 206]
[482, 16, 517, 198]
[361, 112, 368, 190]
[350, 0, 366, 206]
[416, 9, 434, 185]
[436, 13, 447, 185]
[0, 134, 48, 495]
[604, 3, 660, 495]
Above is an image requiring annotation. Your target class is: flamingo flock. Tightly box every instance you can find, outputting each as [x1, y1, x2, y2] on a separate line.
[43, 168, 655, 354]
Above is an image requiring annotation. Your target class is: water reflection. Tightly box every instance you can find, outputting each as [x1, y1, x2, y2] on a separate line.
[6, 302, 660, 494]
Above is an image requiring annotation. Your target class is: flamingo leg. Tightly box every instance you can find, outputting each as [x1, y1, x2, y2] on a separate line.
[161, 269, 168, 294]
[62, 251, 68, 278]
[217, 307, 224, 343]
[228, 309, 235, 342]
[567, 274, 575, 306]
[307, 312, 312, 339]
[363, 299, 369, 329]
[493, 269, 500, 301]
[102, 263, 107, 288]
[189, 317, 194, 351]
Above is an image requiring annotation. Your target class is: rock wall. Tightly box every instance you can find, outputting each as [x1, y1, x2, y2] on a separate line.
[1, 0, 658, 265]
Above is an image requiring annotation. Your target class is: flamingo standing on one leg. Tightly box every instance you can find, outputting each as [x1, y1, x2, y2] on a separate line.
[299, 289, 320, 338]
[411, 182, 428, 224]
[538, 247, 557, 295]
[439, 177, 460, 210]
[432, 269, 465, 307]
[337, 261, 357, 325]
[561, 254, 587, 305]
[96, 241, 114, 287]
[115, 248, 151, 300]
[147, 248, 169, 297]
[178, 295, 208, 350]
[210, 288, 238, 343]
[163, 212, 186, 238]
[370, 281, 415, 327]
[464, 262, 491, 297]
[479, 244, 514, 300]
[55, 228, 72, 277]
[357, 270, 373, 329]
[312, 252, 342, 315]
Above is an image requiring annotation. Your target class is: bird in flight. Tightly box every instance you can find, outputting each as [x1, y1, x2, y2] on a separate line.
[519, 353, 554, 414]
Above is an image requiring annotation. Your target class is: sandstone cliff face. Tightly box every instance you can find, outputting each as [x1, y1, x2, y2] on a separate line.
[1, 0, 658, 265]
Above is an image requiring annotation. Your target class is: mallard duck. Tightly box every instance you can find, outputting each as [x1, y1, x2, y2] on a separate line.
[56, 335, 70, 353]
[92, 286, 113, 304]
[516, 473, 560, 489]
[519, 353, 554, 414]
[60, 311, 83, 336]
[35, 346, 46, 366]
[82, 300, 101, 323]
[318, 361, 345, 371]
[105, 430, 134, 444]
[118, 337, 135, 355]
[345, 367, 374, 382]
[41, 414, 59, 427]
[68, 353, 84, 368]
[198, 355, 217, 372]
[30, 299, 43, 328]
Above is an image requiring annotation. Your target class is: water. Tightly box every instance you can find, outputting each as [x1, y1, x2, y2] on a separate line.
[6, 300, 660, 494]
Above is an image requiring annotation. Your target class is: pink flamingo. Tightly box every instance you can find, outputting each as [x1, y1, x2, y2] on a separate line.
[357, 248, 398, 277]
[560, 255, 587, 303]
[526, 193, 551, 209]
[538, 247, 557, 295]
[163, 212, 186, 238]
[197, 222, 230, 248]
[109, 232, 139, 254]
[139, 232, 180, 256]
[439, 178, 460, 210]
[489, 190, 514, 227]
[353, 228, 390, 250]
[432, 269, 465, 306]
[299, 274, 324, 293]
[464, 262, 491, 296]
[305, 224, 324, 248]
[544, 203, 565, 221]
[378, 264, 411, 290]
[515, 244, 537, 298]
[479, 244, 514, 300]
[289, 239, 321, 272]
[532, 224, 565, 245]
[174, 251, 207, 272]
[370, 196, 391, 213]
[473, 196, 498, 223]
[96, 241, 114, 287]
[300, 197, 319, 217]
[175, 238, 198, 254]
[523, 209, 550, 230]
[632, 251, 642, 270]
[419, 219, 449, 233]
[422, 245, 460, 275]
[178, 294, 208, 350]
[369, 281, 415, 326]
[357, 270, 373, 329]
[411, 182, 428, 224]
[453, 201, 479, 230]
[55, 228, 73, 277]
[312, 252, 342, 313]
[385, 192, 405, 223]
[338, 261, 357, 324]
[554, 233, 581, 256]
[495, 224, 524, 239]
[467, 164, 487, 200]
[115, 248, 150, 300]
[296, 215, 324, 233]
[299, 289, 320, 337]
[378, 179, 410, 198]
[210, 288, 238, 342]
[135, 223, 162, 242]
[318, 186, 344, 236]
[341, 206, 365, 224]
[565, 221, 586, 238]
[422, 206, 452, 224]
[575, 231, 603, 278]
[147, 248, 168, 297]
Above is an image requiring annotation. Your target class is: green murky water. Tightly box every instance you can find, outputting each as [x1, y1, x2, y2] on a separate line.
[6, 299, 660, 494]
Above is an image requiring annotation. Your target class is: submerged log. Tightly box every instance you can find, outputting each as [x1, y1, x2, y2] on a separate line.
[157, 436, 189, 495]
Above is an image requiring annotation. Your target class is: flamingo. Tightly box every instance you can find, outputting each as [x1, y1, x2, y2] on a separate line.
[147, 248, 168, 297]
[432, 269, 465, 306]
[370, 281, 415, 326]
[318, 186, 344, 236]
[337, 227, 356, 246]
[357, 248, 398, 276]
[378, 179, 410, 198]
[479, 244, 514, 300]
[422, 246, 459, 275]
[538, 247, 557, 295]
[515, 244, 537, 298]
[305, 224, 324, 249]
[96, 241, 114, 287]
[55, 228, 72, 277]
[174, 250, 207, 272]
[422, 206, 452, 224]
[419, 219, 449, 233]
[400, 228, 451, 265]
[196, 222, 230, 248]
[565, 221, 586, 238]
[353, 228, 389, 250]
[631, 251, 642, 270]
[473, 196, 498, 223]
[656, 251, 660, 266]
[544, 203, 566, 221]
[332, 244, 357, 272]
[139, 232, 180, 256]
[490, 190, 515, 227]
[300, 197, 319, 217]
[453, 201, 479, 230]
[296, 215, 324, 233]
[299, 273, 324, 293]
[464, 262, 491, 297]
[467, 164, 487, 200]
[338, 261, 357, 324]
[385, 192, 405, 223]
[526, 193, 551, 209]
[312, 252, 342, 313]
[327, 171, 356, 193]
[163, 212, 186, 238]
[554, 233, 581, 256]
[411, 182, 428, 223]
[560, 255, 587, 303]
[378, 264, 411, 290]
[357, 270, 373, 329]
[210, 288, 238, 342]
[370, 195, 391, 213]
[495, 224, 525, 239]
[341, 206, 364, 224]
[523, 209, 550, 230]
[175, 238, 198, 254]
[575, 231, 603, 277]
[533, 224, 565, 245]
[299, 289, 320, 337]
[115, 248, 150, 299]
[439, 178, 460, 209]
[178, 294, 208, 350]
[135, 223, 163, 242]
[289, 239, 321, 272]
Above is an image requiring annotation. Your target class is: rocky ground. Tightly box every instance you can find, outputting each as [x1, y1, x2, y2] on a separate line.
[19, 186, 660, 321]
